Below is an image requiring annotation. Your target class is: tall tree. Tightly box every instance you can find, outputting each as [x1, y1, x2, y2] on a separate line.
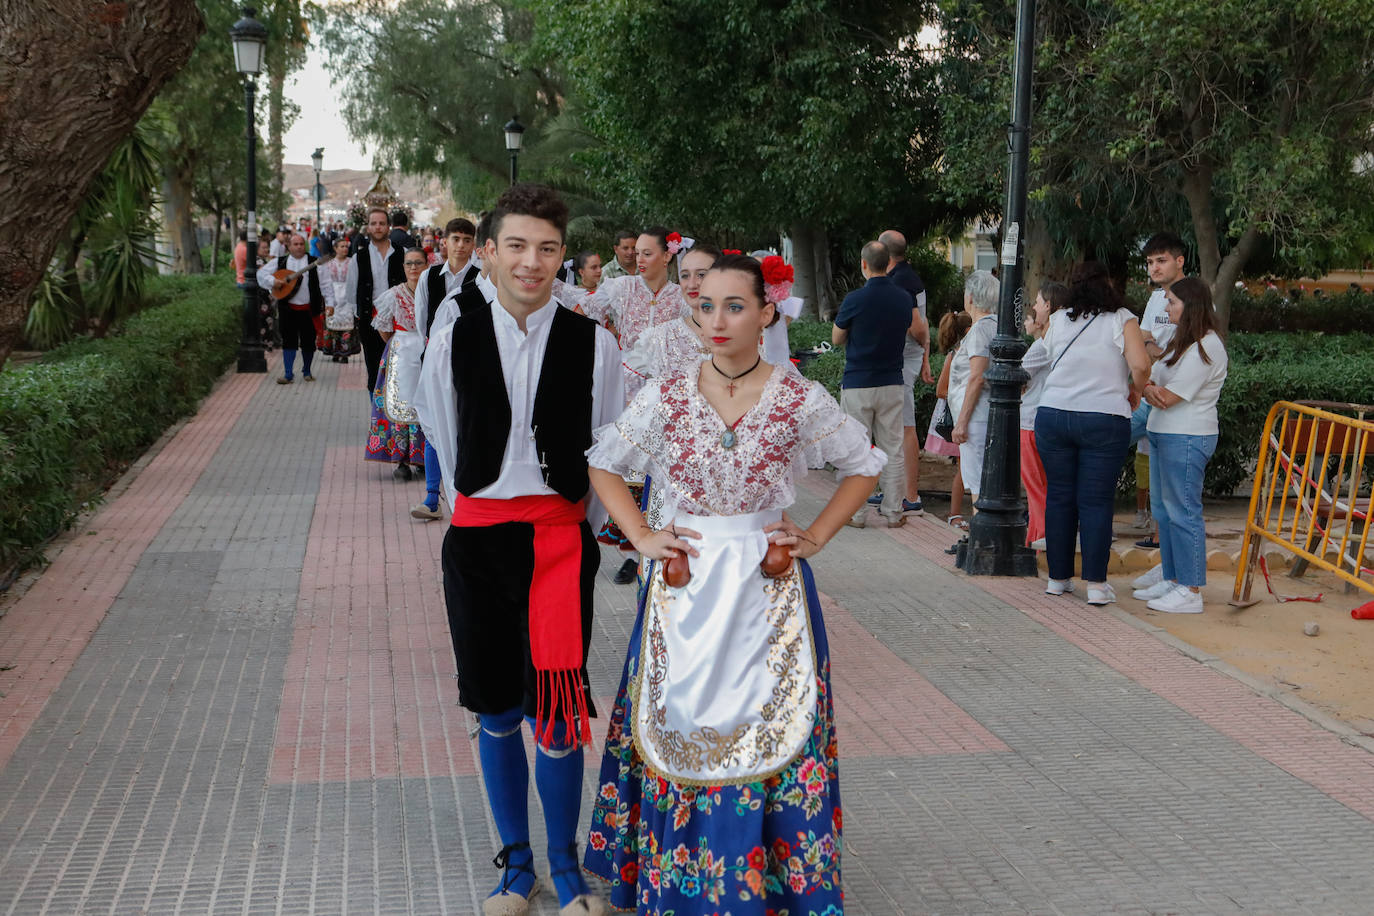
[264, 0, 307, 224]
[537, 0, 954, 317]
[937, 0, 1374, 328]
[315, 0, 565, 211]
[0, 0, 203, 366]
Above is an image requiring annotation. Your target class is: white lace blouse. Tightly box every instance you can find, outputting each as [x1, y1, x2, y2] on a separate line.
[580, 274, 691, 351]
[587, 362, 886, 517]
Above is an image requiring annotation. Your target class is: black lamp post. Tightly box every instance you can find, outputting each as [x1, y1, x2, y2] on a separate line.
[311, 147, 324, 236]
[958, 0, 1039, 576]
[503, 116, 525, 185]
[231, 7, 268, 373]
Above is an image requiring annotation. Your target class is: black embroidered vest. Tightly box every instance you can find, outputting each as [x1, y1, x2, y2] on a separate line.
[276, 255, 325, 313]
[353, 244, 405, 320]
[450, 301, 597, 502]
[424, 264, 448, 338]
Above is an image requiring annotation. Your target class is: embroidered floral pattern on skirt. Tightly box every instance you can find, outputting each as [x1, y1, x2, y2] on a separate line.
[365, 341, 425, 464]
[585, 559, 843, 915]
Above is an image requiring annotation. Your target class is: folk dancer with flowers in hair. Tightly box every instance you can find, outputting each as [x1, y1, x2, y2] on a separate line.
[582, 253, 882, 914]
[578, 227, 694, 584]
[412, 183, 623, 916]
[364, 247, 429, 480]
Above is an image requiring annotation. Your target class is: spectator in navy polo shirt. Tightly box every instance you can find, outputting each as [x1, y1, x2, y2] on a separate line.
[832, 241, 912, 528]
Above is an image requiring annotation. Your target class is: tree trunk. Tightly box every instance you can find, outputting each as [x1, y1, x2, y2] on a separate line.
[811, 228, 836, 320]
[268, 67, 286, 225]
[789, 223, 821, 320]
[209, 211, 222, 275]
[162, 158, 204, 274]
[0, 0, 202, 367]
[1023, 217, 1067, 297]
[1180, 162, 1260, 336]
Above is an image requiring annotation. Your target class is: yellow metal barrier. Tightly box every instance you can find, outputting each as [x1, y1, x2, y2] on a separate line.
[1233, 400, 1374, 605]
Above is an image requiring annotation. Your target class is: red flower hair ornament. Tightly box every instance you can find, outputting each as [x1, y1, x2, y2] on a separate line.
[760, 254, 795, 304]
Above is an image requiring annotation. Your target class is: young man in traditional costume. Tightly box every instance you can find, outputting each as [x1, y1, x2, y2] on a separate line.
[413, 184, 622, 916]
[410, 217, 479, 520]
[345, 206, 406, 396]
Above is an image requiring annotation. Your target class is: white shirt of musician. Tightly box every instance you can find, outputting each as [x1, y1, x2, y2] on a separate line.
[256, 254, 312, 306]
[413, 292, 624, 523]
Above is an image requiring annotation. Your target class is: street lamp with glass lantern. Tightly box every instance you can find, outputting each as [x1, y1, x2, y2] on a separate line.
[231, 7, 268, 373]
[504, 116, 525, 185]
[311, 147, 324, 240]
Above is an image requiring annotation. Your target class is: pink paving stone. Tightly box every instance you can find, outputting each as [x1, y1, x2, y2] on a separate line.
[0, 366, 269, 772]
[875, 500, 1374, 822]
[337, 357, 368, 390]
[822, 591, 1008, 758]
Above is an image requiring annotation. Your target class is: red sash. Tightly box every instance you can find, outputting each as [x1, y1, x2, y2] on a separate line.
[450, 493, 590, 748]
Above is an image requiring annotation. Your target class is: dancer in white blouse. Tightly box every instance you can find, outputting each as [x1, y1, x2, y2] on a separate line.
[582, 253, 882, 914]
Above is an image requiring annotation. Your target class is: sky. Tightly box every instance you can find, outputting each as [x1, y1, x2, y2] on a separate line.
[281, 46, 372, 171]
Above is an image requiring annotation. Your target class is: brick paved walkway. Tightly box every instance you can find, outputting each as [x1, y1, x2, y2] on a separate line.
[4, 355, 1374, 914]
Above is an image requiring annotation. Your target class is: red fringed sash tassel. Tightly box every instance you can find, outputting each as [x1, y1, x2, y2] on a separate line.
[450, 493, 592, 748]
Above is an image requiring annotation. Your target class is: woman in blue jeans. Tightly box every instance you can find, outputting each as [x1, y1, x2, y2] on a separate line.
[1034, 262, 1151, 605]
[1133, 277, 1228, 613]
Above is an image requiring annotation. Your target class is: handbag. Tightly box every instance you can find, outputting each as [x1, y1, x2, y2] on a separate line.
[935, 400, 955, 440]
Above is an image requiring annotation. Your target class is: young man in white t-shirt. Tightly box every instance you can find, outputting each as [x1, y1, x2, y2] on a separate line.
[1128, 232, 1187, 542]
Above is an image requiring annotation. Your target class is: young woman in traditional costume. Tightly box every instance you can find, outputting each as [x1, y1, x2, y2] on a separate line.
[364, 248, 428, 479]
[583, 253, 883, 914]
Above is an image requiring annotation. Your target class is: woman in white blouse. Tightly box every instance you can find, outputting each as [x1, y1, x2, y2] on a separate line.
[948, 270, 1001, 502]
[1132, 277, 1228, 614]
[1035, 262, 1151, 605]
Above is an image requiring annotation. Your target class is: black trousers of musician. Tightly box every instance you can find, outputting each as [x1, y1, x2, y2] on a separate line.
[440, 519, 599, 719]
[357, 319, 385, 395]
[276, 303, 317, 378]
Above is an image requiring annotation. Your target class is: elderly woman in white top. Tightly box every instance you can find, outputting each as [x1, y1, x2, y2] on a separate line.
[1035, 262, 1151, 605]
[1131, 277, 1229, 614]
[948, 270, 1001, 502]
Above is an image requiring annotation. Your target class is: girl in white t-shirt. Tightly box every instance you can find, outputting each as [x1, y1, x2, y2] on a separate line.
[1133, 277, 1228, 614]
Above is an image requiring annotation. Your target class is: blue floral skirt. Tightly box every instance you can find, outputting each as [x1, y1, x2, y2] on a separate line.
[364, 339, 425, 465]
[585, 558, 843, 915]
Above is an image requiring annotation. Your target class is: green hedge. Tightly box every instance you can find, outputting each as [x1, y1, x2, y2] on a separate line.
[0, 275, 240, 571]
[1229, 289, 1374, 334]
[792, 321, 1374, 498]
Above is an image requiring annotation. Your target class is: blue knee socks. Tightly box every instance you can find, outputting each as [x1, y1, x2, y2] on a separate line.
[282, 348, 296, 379]
[478, 707, 535, 899]
[301, 349, 314, 376]
[529, 717, 589, 906]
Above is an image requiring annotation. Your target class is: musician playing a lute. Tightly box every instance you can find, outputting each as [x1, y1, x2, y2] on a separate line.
[256, 233, 326, 384]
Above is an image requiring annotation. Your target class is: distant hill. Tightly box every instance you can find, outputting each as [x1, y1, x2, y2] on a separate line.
[282, 163, 457, 225]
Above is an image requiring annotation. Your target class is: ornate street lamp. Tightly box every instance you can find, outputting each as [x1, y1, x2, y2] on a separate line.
[311, 146, 324, 239]
[504, 116, 525, 185]
[958, 0, 1039, 576]
[231, 7, 268, 373]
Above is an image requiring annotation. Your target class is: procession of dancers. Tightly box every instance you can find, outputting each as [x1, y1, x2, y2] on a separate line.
[304, 183, 879, 916]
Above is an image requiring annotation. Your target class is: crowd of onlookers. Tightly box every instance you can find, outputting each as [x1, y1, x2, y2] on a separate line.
[833, 230, 1228, 614]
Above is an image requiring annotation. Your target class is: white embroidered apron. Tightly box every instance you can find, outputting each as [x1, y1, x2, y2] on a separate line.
[383, 330, 423, 423]
[326, 280, 354, 330]
[633, 508, 817, 786]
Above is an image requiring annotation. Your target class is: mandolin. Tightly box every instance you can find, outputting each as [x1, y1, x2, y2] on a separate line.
[269, 252, 335, 300]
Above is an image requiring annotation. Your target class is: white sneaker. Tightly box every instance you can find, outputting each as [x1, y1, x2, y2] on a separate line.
[1046, 578, 1075, 596]
[1147, 584, 1204, 614]
[1030, 538, 1047, 551]
[1086, 583, 1117, 606]
[1132, 579, 1176, 601]
[1131, 564, 1164, 590]
[1131, 509, 1152, 531]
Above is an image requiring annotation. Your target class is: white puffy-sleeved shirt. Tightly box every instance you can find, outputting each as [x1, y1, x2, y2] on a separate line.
[256, 254, 311, 306]
[412, 294, 624, 523]
[371, 282, 417, 333]
[587, 362, 886, 518]
[580, 274, 691, 351]
[1146, 331, 1228, 436]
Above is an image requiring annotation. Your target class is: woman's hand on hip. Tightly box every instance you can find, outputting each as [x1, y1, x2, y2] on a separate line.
[765, 519, 822, 560]
[633, 524, 701, 561]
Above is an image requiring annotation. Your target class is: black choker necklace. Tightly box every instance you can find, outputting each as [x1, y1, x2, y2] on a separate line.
[711, 356, 761, 398]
